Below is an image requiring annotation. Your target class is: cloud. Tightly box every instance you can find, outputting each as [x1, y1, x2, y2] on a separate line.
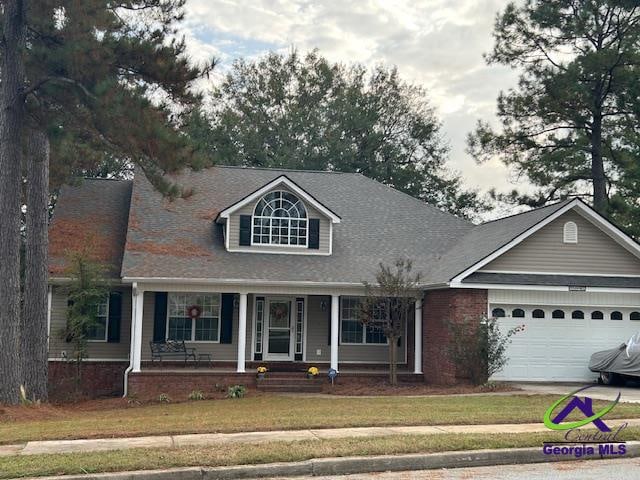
[182, 0, 524, 196]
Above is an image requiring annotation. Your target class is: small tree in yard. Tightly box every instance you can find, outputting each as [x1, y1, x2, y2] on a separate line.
[448, 316, 524, 385]
[60, 252, 109, 389]
[361, 259, 421, 386]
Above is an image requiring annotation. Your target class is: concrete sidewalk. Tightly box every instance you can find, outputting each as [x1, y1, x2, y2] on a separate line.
[3, 418, 640, 457]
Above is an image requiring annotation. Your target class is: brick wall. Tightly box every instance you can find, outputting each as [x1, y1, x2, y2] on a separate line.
[48, 361, 128, 400]
[422, 288, 488, 384]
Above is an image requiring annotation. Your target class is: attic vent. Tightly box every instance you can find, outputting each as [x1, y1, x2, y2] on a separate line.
[563, 221, 578, 243]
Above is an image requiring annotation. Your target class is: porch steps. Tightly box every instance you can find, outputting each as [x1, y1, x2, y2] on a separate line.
[255, 375, 323, 393]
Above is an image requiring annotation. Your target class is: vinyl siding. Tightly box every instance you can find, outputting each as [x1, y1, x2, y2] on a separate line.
[48, 285, 132, 360]
[227, 185, 331, 254]
[141, 292, 253, 362]
[483, 210, 640, 275]
[299, 295, 407, 364]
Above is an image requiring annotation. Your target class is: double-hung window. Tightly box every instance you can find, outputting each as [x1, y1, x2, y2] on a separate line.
[86, 297, 109, 342]
[340, 297, 387, 345]
[167, 293, 221, 342]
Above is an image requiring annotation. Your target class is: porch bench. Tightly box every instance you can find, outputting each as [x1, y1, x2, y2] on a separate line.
[149, 340, 197, 364]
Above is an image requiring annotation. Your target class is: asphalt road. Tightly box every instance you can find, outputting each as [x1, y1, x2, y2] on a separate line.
[278, 457, 640, 479]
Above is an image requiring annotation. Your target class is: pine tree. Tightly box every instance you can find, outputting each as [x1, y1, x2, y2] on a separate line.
[468, 1, 640, 236]
[3, 0, 214, 403]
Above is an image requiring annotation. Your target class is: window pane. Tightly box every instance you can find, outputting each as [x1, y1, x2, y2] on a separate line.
[341, 319, 363, 343]
[611, 311, 623, 321]
[631, 312, 640, 321]
[86, 317, 107, 341]
[512, 309, 525, 318]
[552, 310, 565, 319]
[168, 317, 192, 341]
[571, 310, 584, 319]
[532, 309, 545, 318]
[492, 308, 505, 318]
[366, 326, 386, 344]
[591, 310, 604, 320]
[195, 317, 218, 341]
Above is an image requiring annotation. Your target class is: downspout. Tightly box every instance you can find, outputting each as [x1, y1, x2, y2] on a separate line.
[123, 282, 138, 398]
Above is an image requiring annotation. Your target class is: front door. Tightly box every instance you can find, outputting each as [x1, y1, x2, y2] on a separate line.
[266, 298, 293, 360]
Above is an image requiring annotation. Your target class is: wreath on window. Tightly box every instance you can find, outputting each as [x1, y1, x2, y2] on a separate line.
[187, 305, 202, 319]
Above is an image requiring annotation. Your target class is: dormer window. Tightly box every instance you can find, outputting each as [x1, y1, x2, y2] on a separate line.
[252, 191, 308, 246]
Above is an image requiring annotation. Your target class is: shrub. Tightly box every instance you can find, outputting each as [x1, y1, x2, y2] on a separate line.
[448, 315, 524, 385]
[158, 393, 171, 403]
[188, 390, 206, 401]
[227, 385, 247, 399]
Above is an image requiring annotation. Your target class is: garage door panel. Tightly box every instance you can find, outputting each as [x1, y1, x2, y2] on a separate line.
[490, 302, 640, 382]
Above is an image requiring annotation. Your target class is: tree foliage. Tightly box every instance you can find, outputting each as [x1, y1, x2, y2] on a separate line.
[448, 316, 524, 385]
[361, 259, 422, 386]
[468, 0, 640, 235]
[189, 50, 486, 219]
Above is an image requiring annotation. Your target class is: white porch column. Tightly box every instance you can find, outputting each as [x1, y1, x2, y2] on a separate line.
[237, 293, 248, 373]
[131, 285, 144, 373]
[414, 297, 423, 374]
[330, 294, 339, 372]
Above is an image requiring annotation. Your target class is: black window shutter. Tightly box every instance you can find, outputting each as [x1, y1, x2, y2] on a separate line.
[309, 218, 320, 249]
[239, 215, 252, 246]
[107, 292, 122, 343]
[220, 293, 234, 344]
[153, 292, 167, 342]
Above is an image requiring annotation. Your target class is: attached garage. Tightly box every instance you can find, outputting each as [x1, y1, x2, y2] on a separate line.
[489, 289, 640, 382]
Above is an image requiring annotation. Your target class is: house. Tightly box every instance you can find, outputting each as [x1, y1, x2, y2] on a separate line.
[47, 166, 640, 397]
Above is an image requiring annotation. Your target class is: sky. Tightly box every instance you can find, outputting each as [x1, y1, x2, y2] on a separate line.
[180, 0, 528, 205]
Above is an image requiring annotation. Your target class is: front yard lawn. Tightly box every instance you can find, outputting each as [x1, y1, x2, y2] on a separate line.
[2, 427, 640, 479]
[1, 394, 639, 445]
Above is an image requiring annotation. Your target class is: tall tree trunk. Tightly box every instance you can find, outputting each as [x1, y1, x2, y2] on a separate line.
[21, 129, 50, 402]
[591, 113, 607, 214]
[388, 337, 397, 386]
[0, 0, 27, 405]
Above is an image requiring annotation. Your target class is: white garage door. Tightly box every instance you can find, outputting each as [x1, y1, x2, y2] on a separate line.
[489, 290, 640, 382]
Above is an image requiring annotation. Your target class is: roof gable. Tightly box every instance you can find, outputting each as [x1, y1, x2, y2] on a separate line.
[449, 199, 640, 284]
[217, 175, 341, 224]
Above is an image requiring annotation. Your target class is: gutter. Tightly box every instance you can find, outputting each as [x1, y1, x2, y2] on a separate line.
[122, 282, 138, 398]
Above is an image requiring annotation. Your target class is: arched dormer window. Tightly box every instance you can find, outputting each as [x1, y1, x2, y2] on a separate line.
[252, 191, 308, 246]
[563, 221, 578, 243]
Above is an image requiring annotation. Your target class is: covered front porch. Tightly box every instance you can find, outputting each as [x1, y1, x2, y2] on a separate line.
[127, 282, 424, 378]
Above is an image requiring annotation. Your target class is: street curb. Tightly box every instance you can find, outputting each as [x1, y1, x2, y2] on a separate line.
[22, 442, 640, 480]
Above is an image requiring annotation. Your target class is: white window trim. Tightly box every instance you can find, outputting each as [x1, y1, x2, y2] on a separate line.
[339, 296, 389, 346]
[87, 296, 109, 343]
[218, 175, 341, 224]
[251, 190, 309, 248]
[165, 293, 222, 343]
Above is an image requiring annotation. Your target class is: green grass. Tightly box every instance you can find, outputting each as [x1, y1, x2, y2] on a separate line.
[1, 427, 639, 479]
[1, 394, 639, 445]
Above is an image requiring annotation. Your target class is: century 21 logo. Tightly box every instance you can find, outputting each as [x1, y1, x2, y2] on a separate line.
[543, 386, 620, 432]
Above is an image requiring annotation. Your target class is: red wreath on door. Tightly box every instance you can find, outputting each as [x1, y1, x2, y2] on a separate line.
[187, 305, 202, 319]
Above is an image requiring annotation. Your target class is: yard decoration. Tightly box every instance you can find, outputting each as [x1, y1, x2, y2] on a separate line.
[307, 366, 319, 379]
[187, 305, 202, 319]
[257, 366, 268, 379]
[328, 368, 338, 386]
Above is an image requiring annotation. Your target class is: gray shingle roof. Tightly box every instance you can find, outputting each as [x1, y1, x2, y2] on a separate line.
[464, 272, 640, 289]
[48, 168, 583, 287]
[426, 200, 573, 284]
[121, 166, 473, 284]
[49, 179, 132, 278]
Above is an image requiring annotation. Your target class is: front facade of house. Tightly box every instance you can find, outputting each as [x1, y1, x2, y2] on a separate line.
[47, 166, 640, 397]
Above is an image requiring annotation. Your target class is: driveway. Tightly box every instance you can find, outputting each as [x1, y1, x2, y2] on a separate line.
[512, 381, 640, 403]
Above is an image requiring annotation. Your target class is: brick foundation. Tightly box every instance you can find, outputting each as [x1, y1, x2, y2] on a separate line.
[48, 361, 128, 400]
[422, 288, 488, 385]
